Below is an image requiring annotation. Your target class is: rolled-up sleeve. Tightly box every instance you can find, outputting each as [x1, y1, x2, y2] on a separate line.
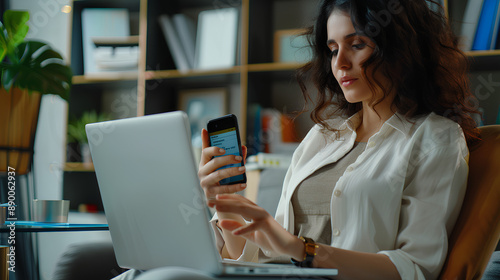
[379, 144, 468, 279]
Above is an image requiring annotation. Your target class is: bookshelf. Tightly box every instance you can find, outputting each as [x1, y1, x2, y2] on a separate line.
[448, 0, 500, 125]
[65, 0, 500, 172]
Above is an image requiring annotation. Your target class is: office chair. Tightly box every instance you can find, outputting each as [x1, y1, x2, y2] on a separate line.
[440, 125, 500, 279]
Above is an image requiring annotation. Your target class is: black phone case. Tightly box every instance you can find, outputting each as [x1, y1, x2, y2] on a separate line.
[207, 114, 246, 184]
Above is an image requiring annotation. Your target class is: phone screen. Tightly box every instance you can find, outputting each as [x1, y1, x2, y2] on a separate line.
[208, 115, 246, 185]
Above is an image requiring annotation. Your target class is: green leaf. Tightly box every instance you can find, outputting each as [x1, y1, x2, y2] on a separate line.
[2, 40, 72, 100]
[3, 11, 29, 55]
[67, 111, 111, 143]
[0, 22, 8, 62]
[0, 12, 72, 101]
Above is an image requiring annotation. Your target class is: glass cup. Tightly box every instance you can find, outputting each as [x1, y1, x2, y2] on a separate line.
[32, 200, 70, 223]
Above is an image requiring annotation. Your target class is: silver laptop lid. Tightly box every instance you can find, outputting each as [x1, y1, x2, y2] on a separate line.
[86, 111, 223, 273]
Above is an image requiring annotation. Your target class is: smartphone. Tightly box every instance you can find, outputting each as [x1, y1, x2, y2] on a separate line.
[207, 114, 246, 185]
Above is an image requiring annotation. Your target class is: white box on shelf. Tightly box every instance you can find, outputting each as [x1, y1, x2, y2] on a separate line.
[194, 7, 239, 70]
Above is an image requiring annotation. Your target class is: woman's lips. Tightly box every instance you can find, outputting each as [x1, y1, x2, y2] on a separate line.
[341, 78, 357, 87]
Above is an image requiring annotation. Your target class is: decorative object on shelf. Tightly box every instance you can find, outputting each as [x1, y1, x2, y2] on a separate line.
[81, 8, 135, 76]
[274, 29, 312, 63]
[67, 111, 110, 166]
[92, 36, 139, 71]
[260, 108, 299, 155]
[0, 10, 73, 175]
[459, 0, 484, 51]
[178, 88, 227, 163]
[194, 7, 239, 70]
[246, 153, 292, 170]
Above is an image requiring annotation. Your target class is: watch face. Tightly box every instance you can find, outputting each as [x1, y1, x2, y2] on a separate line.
[305, 243, 317, 256]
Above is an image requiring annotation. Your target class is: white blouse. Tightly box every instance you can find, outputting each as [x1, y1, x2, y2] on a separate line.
[214, 112, 469, 280]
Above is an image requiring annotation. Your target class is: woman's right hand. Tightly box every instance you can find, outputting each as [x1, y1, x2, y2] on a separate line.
[198, 128, 247, 207]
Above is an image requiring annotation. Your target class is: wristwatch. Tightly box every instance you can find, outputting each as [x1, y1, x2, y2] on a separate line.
[291, 236, 318, 268]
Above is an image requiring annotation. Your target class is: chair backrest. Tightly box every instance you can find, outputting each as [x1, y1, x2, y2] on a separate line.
[439, 125, 500, 280]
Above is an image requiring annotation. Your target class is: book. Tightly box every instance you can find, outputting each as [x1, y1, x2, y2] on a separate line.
[460, 0, 485, 51]
[172, 14, 197, 69]
[158, 14, 190, 72]
[472, 0, 500, 50]
[81, 8, 132, 75]
[490, 2, 500, 49]
[260, 108, 299, 155]
[496, 106, 500, 124]
[496, 26, 500, 48]
[246, 103, 262, 155]
[194, 7, 239, 70]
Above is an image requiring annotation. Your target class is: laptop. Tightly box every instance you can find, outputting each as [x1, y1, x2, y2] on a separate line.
[86, 111, 338, 277]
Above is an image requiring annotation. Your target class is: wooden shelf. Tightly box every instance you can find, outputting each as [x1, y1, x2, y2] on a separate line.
[144, 63, 306, 80]
[247, 62, 305, 72]
[466, 50, 500, 57]
[63, 162, 95, 172]
[72, 72, 138, 84]
[67, 0, 500, 157]
[92, 35, 140, 46]
[145, 66, 242, 80]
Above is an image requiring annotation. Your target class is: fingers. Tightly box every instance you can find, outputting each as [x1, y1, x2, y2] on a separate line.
[241, 145, 247, 165]
[216, 193, 256, 205]
[201, 128, 210, 149]
[199, 128, 249, 206]
[232, 221, 261, 236]
[205, 184, 247, 207]
[200, 164, 246, 188]
[219, 219, 244, 231]
[201, 154, 244, 176]
[214, 194, 268, 221]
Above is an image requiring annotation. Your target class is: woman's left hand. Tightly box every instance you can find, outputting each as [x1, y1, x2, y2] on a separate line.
[213, 194, 304, 260]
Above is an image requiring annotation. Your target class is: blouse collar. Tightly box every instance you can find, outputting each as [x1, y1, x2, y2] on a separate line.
[338, 111, 415, 138]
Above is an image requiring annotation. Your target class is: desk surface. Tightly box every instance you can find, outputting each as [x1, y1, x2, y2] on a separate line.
[0, 221, 109, 232]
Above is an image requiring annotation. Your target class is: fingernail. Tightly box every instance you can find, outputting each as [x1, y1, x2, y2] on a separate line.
[219, 149, 225, 154]
[235, 156, 242, 161]
[240, 183, 247, 189]
[238, 166, 245, 172]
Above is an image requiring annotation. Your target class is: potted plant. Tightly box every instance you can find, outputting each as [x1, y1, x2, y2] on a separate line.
[67, 111, 110, 165]
[0, 10, 72, 175]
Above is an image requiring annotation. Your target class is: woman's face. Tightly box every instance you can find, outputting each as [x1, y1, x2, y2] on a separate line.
[327, 10, 379, 104]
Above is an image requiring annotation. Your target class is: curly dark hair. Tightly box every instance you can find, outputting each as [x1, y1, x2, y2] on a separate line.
[296, 0, 480, 144]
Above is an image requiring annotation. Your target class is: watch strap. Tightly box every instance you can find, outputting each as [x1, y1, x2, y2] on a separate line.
[291, 236, 318, 268]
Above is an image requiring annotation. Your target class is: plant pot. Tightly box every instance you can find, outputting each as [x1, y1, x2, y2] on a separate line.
[79, 142, 93, 166]
[0, 87, 42, 175]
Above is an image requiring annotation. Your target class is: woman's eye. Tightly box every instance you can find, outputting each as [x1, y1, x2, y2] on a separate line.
[330, 49, 338, 57]
[352, 43, 367, 49]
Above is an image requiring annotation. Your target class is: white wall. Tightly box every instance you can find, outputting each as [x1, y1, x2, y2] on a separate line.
[10, 0, 71, 60]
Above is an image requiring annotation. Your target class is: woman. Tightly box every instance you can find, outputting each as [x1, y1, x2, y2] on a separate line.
[113, 0, 478, 279]
[199, 0, 478, 279]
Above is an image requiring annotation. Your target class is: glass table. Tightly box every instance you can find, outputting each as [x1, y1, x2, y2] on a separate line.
[0, 220, 110, 280]
[0, 221, 109, 232]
